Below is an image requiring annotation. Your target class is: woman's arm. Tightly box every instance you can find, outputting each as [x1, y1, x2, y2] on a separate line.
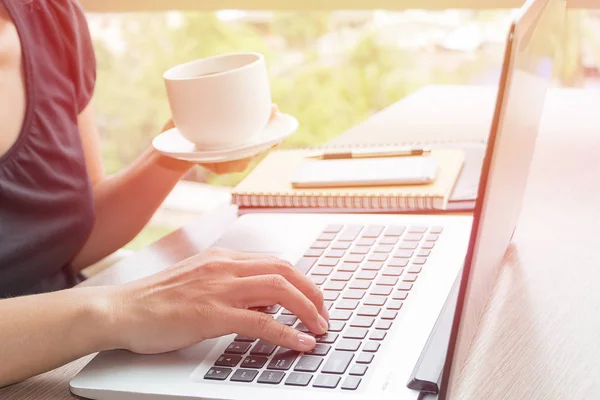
[72, 101, 259, 270]
[0, 249, 328, 388]
[0, 286, 113, 387]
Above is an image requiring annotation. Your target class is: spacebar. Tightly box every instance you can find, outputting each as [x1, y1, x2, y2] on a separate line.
[295, 257, 318, 275]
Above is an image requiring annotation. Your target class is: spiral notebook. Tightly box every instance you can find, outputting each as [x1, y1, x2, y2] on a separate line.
[231, 148, 465, 211]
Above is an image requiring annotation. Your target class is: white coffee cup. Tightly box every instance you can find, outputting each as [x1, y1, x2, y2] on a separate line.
[163, 52, 272, 150]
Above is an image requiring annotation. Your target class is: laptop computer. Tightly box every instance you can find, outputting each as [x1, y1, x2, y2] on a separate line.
[70, 0, 564, 398]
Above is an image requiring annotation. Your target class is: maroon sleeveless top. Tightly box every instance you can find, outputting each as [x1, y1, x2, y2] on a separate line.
[0, 0, 96, 297]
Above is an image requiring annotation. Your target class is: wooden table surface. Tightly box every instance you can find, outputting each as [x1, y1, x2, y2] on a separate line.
[2, 85, 600, 399]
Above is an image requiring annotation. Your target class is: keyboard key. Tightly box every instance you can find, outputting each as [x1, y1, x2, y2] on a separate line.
[242, 355, 268, 369]
[260, 304, 282, 314]
[339, 225, 363, 241]
[204, 367, 232, 381]
[234, 335, 256, 342]
[357, 237, 376, 246]
[425, 234, 440, 242]
[357, 306, 381, 317]
[307, 344, 331, 356]
[371, 285, 393, 296]
[323, 291, 340, 301]
[394, 250, 414, 258]
[392, 291, 409, 300]
[285, 372, 313, 387]
[305, 249, 324, 257]
[408, 266, 422, 274]
[343, 289, 366, 300]
[374, 245, 394, 253]
[225, 342, 252, 355]
[344, 254, 365, 263]
[325, 249, 346, 258]
[324, 281, 347, 291]
[377, 276, 399, 286]
[312, 266, 334, 276]
[349, 364, 368, 376]
[230, 369, 259, 383]
[364, 295, 386, 306]
[268, 348, 300, 370]
[328, 321, 346, 332]
[417, 249, 431, 257]
[350, 316, 375, 328]
[408, 226, 427, 233]
[370, 330, 387, 341]
[332, 242, 351, 250]
[387, 300, 404, 310]
[281, 308, 295, 316]
[356, 352, 375, 364]
[331, 271, 353, 281]
[294, 355, 323, 372]
[381, 310, 398, 320]
[412, 257, 427, 265]
[380, 236, 399, 245]
[257, 370, 285, 385]
[356, 270, 377, 280]
[376, 320, 393, 330]
[350, 246, 371, 255]
[310, 275, 327, 285]
[388, 258, 409, 267]
[403, 274, 418, 283]
[313, 374, 341, 389]
[421, 242, 435, 250]
[341, 376, 362, 390]
[343, 327, 368, 339]
[397, 282, 414, 291]
[336, 339, 361, 352]
[363, 225, 384, 238]
[368, 253, 388, 262]
[384, 225, 405, 236]
[311, 241, 330, 249]
[318, 232, 337, 241]
[324, 224, 343, 233]
[295, 257, 318, 274]
[277, 315, 298, 326]
[338, 262, 359, 272]
[331, 310, 353, 321]
[382, 267, 404, 277]
[318, 258, 339, 267]
[404, 233, 424, 241]
[324, 301, 334, 310]
[430, 226, 443, 234]
[336, 300, 359, 310]
[321, 351, 354, 374]
[363, 342, 381, 352]
[317, 333, 339, 344]
[399, 242, 418, 250]
[215, 354, 242, 367]
[349, 280, 371, 290]
[251, 340, 277, 356]
[362, 262, 383, 271]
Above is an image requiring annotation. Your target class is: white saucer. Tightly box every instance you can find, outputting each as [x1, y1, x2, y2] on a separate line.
[152, 113, 299, 163]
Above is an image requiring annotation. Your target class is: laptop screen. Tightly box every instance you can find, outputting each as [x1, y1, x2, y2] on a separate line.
[440, 0, 567, 396]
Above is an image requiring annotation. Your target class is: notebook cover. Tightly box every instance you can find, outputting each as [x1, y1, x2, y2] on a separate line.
[231, 149, 465, 211]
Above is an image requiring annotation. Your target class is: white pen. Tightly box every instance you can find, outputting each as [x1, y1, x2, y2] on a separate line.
[306, 147, 432, 160]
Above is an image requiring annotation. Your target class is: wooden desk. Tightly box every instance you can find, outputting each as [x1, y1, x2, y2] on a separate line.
[2, 85, 599, 399]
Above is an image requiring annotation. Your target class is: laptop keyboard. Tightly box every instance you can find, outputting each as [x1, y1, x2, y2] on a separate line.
[204, 224, 442, 390]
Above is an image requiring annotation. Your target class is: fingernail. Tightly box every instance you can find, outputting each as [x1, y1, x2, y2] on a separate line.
[318, 315, 329, 332]
[297, 332, 316, 351]
[321, 304, 330, 320]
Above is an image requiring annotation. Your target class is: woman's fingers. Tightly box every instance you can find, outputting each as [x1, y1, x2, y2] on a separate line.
[228, 308, 317, 352]
[233, 275, 328, 336]
[232, 258, 328, 320]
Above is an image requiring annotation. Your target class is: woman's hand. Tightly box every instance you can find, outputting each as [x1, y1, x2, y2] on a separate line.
[161, 105, 280, 175]
[106, 247, 328, 355]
